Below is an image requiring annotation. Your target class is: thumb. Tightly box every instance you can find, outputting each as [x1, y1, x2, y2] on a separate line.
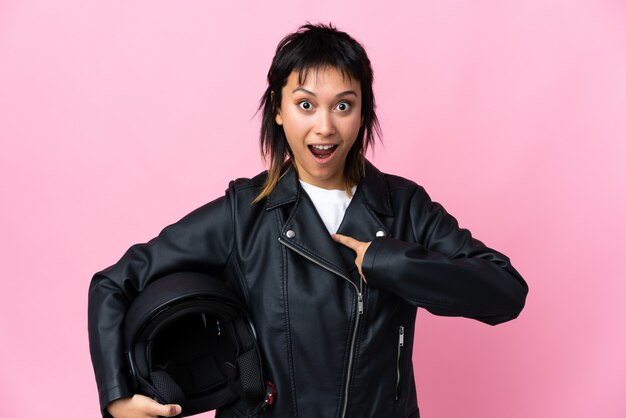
[145, 399, 182, 417]
[160, 404, 182, 417]
[164, 404, 182, 417]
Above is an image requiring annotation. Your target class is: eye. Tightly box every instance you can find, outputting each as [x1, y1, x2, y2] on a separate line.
[298, 100, 313, 111]
[335, 101, 351, 112]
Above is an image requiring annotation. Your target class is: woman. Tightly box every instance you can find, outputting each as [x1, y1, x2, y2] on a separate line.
[89, 23, 528, 418]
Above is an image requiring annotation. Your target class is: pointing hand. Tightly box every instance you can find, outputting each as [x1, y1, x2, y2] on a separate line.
[332, 234, 371, 283]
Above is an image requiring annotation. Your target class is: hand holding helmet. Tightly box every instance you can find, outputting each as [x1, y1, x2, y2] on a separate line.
[107, 394, 182, 418]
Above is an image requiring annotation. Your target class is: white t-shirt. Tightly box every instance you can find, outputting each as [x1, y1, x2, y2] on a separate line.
[299, 180, 357, 234]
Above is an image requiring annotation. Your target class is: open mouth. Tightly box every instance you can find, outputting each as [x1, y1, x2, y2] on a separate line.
[308, 144, 338, 161]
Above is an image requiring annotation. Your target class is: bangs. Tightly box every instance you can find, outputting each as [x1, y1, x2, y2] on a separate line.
[295, 65, 356, 86]
[272, 25, 367, 87]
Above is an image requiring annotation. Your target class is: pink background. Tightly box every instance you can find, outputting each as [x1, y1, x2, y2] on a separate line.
[1, 1, 625, 417]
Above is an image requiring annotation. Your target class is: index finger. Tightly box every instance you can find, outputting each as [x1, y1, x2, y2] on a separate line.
[331, 233, 360, 251]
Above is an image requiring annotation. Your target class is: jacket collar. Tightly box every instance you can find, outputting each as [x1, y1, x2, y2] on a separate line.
[265, 159, 393, 216]
[267, 159, 393, 281]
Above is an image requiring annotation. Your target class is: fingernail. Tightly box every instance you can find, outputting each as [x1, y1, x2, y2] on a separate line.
[175, 405, 182, 414]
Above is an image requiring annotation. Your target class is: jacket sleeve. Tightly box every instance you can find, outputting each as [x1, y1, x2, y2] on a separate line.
[87, 192, 235, 415]
[362, 185, 528, 325]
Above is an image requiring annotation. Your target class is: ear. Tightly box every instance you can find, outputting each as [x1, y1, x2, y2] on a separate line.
[271, 91, 283, 125]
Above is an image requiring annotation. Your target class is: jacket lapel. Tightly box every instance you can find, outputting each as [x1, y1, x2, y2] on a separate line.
[335, 162, 393, 276]
[267, 161, 394, 282]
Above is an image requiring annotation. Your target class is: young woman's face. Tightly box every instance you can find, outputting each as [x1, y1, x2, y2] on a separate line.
[276, 66, 362, 190]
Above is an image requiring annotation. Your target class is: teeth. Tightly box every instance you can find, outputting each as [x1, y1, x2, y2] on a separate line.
[311, 144, 335, 150]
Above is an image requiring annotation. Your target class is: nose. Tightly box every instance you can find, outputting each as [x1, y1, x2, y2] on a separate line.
[315, 110, 335, 137]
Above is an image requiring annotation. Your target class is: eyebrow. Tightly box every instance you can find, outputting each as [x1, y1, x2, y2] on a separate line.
[291, 87, 358, 98]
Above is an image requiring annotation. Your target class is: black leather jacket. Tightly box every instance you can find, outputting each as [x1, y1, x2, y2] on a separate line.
[88, 161, 528, 418]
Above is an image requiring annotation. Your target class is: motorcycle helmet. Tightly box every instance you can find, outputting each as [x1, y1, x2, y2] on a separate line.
[123, 271, 275, 417]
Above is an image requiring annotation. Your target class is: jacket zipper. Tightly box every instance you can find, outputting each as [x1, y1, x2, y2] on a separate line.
[395, 325, 405, 401]
[278, 237, 364, 418]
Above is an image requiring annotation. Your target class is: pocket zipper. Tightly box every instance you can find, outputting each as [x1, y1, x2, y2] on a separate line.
[396, 325, 405, 401]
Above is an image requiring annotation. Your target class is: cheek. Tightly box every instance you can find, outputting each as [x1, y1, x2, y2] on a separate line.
[340, 115, 363, 139]
[282, 110, 308, 137]
[281, 117, 303, 150]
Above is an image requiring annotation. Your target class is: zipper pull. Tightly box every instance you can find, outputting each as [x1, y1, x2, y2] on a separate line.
[398, 325, 404, 347]
[358, 292, 364, 315]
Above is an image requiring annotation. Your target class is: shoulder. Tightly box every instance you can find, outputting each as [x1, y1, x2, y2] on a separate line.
[364, 162, 443, 221]
[366, 161, 425, 197]
[383, 172, 419, 192]
[383, 174, 434, 214]
[229, 170, 267, 191]
[222, 170, 269, 209]
[225, 170, 267, 195]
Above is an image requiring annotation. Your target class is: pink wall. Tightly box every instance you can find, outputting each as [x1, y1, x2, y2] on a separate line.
[1, 1, 625, 417]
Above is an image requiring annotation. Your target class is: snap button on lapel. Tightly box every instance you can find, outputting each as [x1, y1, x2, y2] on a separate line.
[286, 230, 296, 238]
[375, 230, 386, 237]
